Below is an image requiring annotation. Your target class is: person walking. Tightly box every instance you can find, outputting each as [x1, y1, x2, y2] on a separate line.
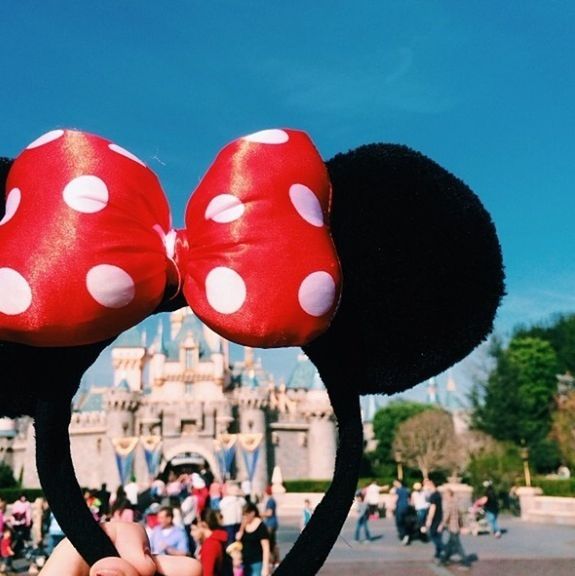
[353, 493, 372, 543]
[392, 479, 410, 544]
[440, 488, 470, 569]
[423, 478, 444, 563]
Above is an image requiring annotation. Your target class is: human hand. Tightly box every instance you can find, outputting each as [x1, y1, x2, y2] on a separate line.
[39, 522, 201, 576]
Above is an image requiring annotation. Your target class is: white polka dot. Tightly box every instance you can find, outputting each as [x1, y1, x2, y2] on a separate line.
[289, 184, 324, 227]
[0, 268, 32, 315]
[0, 188, 21, 226]
[26, 130, 65, 149]
[243, 129, 289, 144]
[205, 267, 246, 314]
[205, 194, 245, 223]
[108, 143, 146, 167]
[298, 271, 336, 317]
[63, 175, 109, 213]
[86, 265, 135, 308]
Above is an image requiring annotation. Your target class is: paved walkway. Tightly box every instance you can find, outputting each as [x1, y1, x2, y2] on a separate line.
[277, 514, 575, 576]
[9, 513, 575, 574]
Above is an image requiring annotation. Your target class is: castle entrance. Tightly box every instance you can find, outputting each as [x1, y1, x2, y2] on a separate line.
[161, 442, 221, 482]
[164, 451, 208, 476]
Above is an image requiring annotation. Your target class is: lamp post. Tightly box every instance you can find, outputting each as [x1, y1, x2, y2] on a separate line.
[394, 450, 404, 482]
[520, 445, 531, 487]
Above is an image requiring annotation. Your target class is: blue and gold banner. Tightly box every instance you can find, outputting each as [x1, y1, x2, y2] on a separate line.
[140, 435, 162, 478]
[111, 436, 139, 485]
[214, 433, 237, 480]
[238, 433, 263, 483]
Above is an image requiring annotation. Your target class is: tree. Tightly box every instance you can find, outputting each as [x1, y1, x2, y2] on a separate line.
[551, 390, 575, 468]
[392, 409, 459, 479]
[471, 335, 561, 472]
[0, 461, 17, 488]
[370, 400, 433, 469]
[515, 313, 575, 374]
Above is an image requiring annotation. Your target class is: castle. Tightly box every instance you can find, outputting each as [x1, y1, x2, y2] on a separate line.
[0, 308, 337, 495]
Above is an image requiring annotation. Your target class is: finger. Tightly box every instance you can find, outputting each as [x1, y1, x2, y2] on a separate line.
[39, 538, 90, 576]
[89, 557, 141, 576]
[153, 555, 202, 576]
[100, 522, 157, 576]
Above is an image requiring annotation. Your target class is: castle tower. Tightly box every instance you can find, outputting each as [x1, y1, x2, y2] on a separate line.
[236, 372, 270, 496]
[444, 370, 457, 410]
[426, 377, 439, 404]
[111, 327, 147, 391]
[148, 320, 167, 389]
[105, 381, 140, 438]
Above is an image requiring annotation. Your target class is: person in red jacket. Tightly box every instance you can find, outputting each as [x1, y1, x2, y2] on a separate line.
[191, 510, 229, 576]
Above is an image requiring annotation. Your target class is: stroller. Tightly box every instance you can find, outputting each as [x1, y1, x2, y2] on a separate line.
[466, 499, 490, 536]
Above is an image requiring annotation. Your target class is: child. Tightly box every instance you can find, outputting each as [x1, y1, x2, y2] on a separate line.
[226, 541, 244, 576]
[0, 527, 15, 573]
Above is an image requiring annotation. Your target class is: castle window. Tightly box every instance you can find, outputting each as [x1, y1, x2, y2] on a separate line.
[181, 420, 198, 435]
[185, 382, 193, 395]
[185, 348, 194, 369]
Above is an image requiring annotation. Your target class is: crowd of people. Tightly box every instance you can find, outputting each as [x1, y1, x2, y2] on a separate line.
[354, 477, 505, 570]
[0, 473, 508, 575]
[0, 468, 283, 576]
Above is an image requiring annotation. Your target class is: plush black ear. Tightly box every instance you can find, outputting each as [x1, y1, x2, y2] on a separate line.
[275, 144, 504, 576]
[314, 143, 505, 395]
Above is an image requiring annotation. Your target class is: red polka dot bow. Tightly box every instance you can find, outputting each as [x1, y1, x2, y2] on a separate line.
[0, 128, 341, 348]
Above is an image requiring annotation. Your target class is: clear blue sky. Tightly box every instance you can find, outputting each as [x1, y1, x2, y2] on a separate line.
[2, 1, 574, 396]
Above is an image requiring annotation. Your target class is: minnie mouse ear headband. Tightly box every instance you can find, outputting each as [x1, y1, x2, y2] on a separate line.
[1, 130, 504, 576]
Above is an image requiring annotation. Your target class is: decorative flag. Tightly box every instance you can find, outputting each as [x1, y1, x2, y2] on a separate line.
[238, 433, 263, 483]
[214, 433, 237, 480]
[140, 435, 162, 478]
[111, 437, 139, 485]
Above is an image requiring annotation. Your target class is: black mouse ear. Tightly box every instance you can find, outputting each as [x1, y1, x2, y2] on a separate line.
[274, 143, 504, 576]
[309, 143, 505, 395]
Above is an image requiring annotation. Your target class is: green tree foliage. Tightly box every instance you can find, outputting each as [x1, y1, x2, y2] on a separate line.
[471, 336, 560, 471]
[0, 462, 17, 489]
[370, 400, 433, 468]
[514, 313, 575, 374]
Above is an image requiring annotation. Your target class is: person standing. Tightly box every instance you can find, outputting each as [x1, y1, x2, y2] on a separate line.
[148, 507, 189, 556]
[482, 482, 502, 538]
[423, 479, 444, 563]
[0, 527, 15, 573]
[237, 502, 270, 576]
[440, 488, 470, 569]
[300, 499, 313, 532]
[220, 484, 247, 545]
[353, 493, 372, 543]
[190, 510, 229, 576]
[392, 479, 410, 544]
[364, 480, 381, 519]
[411, 482, 430, 529]
[262, 487, 279, 567]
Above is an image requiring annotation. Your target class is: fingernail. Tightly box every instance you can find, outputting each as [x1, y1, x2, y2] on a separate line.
[94, 570, 122, 576]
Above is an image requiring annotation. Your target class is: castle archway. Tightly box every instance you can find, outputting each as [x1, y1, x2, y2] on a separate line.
[161, 442, 221, 481]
